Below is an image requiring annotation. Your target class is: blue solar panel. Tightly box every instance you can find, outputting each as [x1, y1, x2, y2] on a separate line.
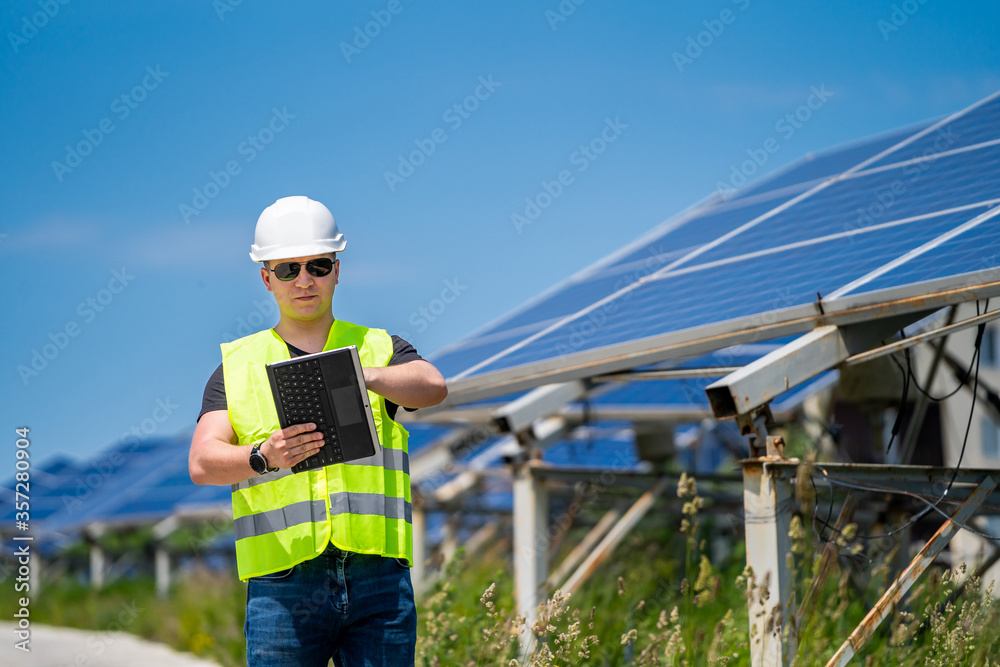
[734, 124, 929, 199]
[601, 194, 797, 271]
[542, 426, 640, 468]
[431, 195, 800, 378]
[463, 209, 984, 375]
[430, 91, 1000, 397]
[867, 93, 1000, 169]
[845, 209, 1000, 296]
[694, 144, 1000, 266]
[401, 421, 454, 455]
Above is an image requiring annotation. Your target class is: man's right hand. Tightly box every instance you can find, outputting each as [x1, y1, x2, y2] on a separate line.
[260, 423, 325, 469]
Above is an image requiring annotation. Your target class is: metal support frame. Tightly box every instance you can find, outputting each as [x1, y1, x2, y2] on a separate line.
[743, 448, 797, 667]
[493, 380, 588, 434]
[85, 524, 106, 590]
[843, 306, 1000, 367]
[826, 475, 997, 666]
[155, 547, 170, 600]
[798, 492, 859, 627]
[708, 312, 929, 420]
[560, 477, 670, 596]
[545, 506, 623, 592]
[896, 308, 956, 464]
[513, 462, 550, 632]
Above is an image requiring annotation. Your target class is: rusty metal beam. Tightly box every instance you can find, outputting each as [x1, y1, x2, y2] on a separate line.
[545, 506, 623, 593]
[798, 492, 859, 628]
[708, 313, 928, 420]
[430, 274, 1000, 410]
[596, 366, 743, 382]
[561, 477, 670, 596]
[825, 474, 997, 667]
[842, 306, 1000, 367]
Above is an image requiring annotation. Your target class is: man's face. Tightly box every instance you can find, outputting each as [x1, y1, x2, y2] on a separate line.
[260, 253, 340, 323]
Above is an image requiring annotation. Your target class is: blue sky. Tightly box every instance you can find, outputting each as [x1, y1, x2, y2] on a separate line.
[3, 0, 999, 465]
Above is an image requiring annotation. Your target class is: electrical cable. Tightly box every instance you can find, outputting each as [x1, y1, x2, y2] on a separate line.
[904, 340, 978, 402]
[884, 346, 910, 454]
[815, 472, 1000, 542]
[812, 300, 990, 548]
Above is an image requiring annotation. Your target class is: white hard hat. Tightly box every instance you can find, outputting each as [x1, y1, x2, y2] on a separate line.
[249, 196, 347, 262]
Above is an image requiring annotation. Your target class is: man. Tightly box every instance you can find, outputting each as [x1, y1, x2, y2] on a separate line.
[189, 195, 447, 666]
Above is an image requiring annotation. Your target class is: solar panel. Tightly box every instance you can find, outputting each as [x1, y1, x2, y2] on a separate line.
[732, 123, 931, 200]
[430, 90, 1000, 407]
[865, 92, 1000, 169]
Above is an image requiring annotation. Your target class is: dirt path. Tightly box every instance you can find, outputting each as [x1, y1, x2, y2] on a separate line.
[0, 622, 223, 666]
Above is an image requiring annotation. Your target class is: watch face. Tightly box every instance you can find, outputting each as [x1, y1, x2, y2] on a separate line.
[250, 450, 267, 474]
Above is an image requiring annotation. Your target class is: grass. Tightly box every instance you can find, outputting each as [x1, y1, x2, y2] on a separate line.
[6, 472, 1000, 665]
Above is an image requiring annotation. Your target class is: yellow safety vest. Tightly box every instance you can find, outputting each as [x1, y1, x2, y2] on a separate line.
[222, 320, 411, 580]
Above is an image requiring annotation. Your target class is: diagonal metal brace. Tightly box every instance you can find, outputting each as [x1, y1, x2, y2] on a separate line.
[825, 474, 997, 667]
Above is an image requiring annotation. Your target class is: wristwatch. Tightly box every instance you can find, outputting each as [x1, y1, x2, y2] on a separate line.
[249, 442, 277, 475]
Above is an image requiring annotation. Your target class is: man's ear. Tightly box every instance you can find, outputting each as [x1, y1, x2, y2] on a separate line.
[333, 259, 340, 286]
[260, 265, 274, 292]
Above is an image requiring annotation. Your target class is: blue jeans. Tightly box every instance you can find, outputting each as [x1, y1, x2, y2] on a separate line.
[245, 543, 417, 666]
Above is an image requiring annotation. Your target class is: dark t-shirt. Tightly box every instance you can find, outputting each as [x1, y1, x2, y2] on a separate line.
[198, 334, 424, 422]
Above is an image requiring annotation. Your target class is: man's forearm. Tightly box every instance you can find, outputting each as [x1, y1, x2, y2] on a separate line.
[190, 437, 256, 486]
[364, 360, 448, 409]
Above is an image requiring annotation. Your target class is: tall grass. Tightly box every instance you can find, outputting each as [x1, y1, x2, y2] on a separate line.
[416, 473, 1000, 666]
[5, 471, 999, 665]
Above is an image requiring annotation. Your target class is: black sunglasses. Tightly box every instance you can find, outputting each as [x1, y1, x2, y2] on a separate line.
[268, 258, 335, 281]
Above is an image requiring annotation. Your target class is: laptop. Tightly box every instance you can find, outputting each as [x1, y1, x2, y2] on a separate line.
[265, 345, 380, 472]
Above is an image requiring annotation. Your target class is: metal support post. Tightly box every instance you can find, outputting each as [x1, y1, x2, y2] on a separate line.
[743, 447, 797, 667]
[155, 544, 170, 600]
[441, 516, 459, 566]
[513, 462, 549, 633]
[29, 553, 40, 597]
[89, 543, 105, 591]
[86, 524, 106, 591]
[826, 475, 997, 667]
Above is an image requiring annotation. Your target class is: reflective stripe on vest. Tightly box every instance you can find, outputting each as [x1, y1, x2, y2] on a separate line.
[231, 447, 409, 491]
[222, 319, 412, 580]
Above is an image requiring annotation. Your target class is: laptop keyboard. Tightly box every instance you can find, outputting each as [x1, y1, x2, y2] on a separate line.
[273, 359, 345, 471]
